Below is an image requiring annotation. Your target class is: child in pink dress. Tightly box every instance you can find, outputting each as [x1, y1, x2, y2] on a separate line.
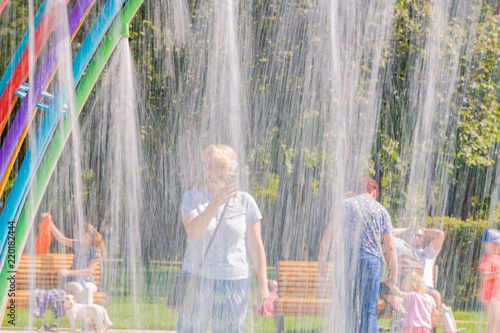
[389, 272, 438, 333]
[254, 280, 278, 317]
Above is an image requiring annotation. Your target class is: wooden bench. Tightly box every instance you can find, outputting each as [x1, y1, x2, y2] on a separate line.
[6, 254, 107, 309]
[273, 261, 334, 333]
[273, 260, 434, 331]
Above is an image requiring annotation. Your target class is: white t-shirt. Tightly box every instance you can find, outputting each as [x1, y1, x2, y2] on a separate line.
[181, 188, 262, 280]
[414, 243, 440, 288]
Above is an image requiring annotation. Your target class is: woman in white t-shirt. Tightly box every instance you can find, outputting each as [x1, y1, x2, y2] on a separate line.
[177, 145, 269, 333]
[389, 272, 438, 333]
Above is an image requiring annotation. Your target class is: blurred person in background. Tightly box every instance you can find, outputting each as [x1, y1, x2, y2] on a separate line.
[393, 224, 445, 312]
[49, 220, 106, 304]
[319, 178, 398, 333]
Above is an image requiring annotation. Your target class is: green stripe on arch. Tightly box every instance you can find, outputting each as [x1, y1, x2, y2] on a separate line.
[0, 0, 144, 322]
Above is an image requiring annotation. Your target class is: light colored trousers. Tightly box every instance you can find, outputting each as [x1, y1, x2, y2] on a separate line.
[63, 281, 97, 304]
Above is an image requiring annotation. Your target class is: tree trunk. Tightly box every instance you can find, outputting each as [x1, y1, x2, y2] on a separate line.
[428, 191, 435, 217]
[460, 172, 474, 220]
[374, 152, 383, 201]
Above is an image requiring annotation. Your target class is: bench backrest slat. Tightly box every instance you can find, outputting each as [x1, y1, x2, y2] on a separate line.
[15, 254, 101, 291]
[277, 261, 333, 299]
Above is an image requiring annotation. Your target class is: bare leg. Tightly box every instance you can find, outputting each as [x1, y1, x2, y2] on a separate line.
[81, 282, 97, 304]
[64, 282, 83, 299]
[486, 298, 500, 333]
[64, 281, 97, 304]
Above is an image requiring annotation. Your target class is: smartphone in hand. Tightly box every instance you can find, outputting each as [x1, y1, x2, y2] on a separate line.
[225, 173, 238, 185]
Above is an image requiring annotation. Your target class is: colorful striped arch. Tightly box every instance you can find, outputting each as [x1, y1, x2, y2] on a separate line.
[0, 0, 144, 323]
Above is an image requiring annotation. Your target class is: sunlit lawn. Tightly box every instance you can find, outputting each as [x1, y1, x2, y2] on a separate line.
[0, 263, 490, 331]
[377, 311, 488, 333]
[0, 296, 320, 331]
[1, 300, 489, 332]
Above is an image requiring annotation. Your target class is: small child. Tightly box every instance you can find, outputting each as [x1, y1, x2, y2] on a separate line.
[478, 229, 500, 333]
[389, 272, 438, 333]
[254, 280, 278, 317]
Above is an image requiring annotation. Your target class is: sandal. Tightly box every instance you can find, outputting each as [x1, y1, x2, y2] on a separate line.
[38, 323, 50, 331]
[50, 323, 59, 332]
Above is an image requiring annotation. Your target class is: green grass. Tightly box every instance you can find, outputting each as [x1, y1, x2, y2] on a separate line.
[378, 311, 488, 333]
[0, 263, 490, 331]
[1, 302, 489, 332]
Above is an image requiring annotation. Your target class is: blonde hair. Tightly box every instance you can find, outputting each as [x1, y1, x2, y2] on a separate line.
[403, 272, 429, 293]
[83, 223, 107, 258]
[202, 145, 238, 172]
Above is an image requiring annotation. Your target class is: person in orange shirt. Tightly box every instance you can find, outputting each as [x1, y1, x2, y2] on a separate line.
[35, 212, 53, 254]
[478, 229, 500, 333]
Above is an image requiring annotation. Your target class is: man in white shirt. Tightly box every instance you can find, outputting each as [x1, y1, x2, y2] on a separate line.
[394, 225, 445, 311]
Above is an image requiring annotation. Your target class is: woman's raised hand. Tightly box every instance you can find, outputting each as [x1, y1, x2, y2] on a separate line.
[213, 182, 238, 207]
